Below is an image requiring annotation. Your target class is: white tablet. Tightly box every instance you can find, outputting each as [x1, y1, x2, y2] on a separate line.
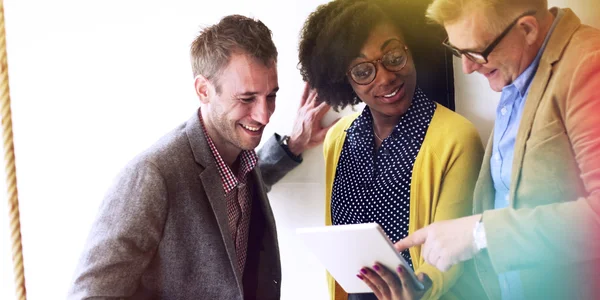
[296, 223, 424, 294]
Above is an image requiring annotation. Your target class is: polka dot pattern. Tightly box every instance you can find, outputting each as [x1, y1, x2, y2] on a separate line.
[331, 88, 436, 270]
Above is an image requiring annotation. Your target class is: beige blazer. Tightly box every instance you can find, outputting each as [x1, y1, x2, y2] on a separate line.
[472, 8, 600, 300]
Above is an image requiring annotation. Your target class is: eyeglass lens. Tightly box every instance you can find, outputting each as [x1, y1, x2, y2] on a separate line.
[350, 48, 407, 84]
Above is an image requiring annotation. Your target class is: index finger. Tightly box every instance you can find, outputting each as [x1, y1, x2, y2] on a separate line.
[394, 228, 427, 252]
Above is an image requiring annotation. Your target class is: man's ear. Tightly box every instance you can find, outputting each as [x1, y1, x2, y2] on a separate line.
[194, 75, 212, 104]
[518, 16, 540, 46]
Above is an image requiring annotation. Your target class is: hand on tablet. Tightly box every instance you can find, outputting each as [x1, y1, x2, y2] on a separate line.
[394, 214, 482, 272]
[357, 264, 432, 300]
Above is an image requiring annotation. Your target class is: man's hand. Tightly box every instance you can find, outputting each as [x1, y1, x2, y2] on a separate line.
[287, 83, 339, 156]
[394, 214, 482, 272]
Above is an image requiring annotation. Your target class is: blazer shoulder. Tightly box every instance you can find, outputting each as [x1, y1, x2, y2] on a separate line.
[128, 121, 198, 175]
[564, 25, 600, 59]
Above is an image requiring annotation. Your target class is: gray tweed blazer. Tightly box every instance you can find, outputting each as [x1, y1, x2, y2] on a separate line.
[68, 111, 300, 299]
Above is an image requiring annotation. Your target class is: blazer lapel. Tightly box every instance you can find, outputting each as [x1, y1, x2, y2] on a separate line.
[508, 8, 581, 205]
[185, 110, 245, 294]
[509, 64, 552, 204]
[251, 168, 278, 239]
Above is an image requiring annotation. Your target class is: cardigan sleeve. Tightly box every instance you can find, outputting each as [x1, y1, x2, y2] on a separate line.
[322, 113, 360, 300]
[414, 118, 484, 299]
[323, 113, 359, 226]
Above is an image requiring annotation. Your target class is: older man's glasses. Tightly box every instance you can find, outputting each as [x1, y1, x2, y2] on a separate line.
[347, 45, 409, 85]
[443, 11, 537, 64]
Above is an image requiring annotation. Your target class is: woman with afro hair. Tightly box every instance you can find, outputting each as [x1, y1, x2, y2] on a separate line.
[298, 0, 487, 299]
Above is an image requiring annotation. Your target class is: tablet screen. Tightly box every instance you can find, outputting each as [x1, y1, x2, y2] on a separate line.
[297, 223, 423, 293]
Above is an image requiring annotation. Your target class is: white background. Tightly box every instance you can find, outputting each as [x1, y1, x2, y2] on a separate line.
[1, 0, 598, 299]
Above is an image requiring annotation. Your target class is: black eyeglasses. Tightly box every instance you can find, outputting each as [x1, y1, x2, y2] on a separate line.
[347, 44, 409, 85]
[443, 10, 537, 64]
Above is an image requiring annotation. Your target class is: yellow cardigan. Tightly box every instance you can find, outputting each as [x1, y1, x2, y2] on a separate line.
[323, 104, 485, 300]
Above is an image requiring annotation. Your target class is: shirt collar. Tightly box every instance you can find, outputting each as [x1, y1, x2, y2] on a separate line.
[198, 110, 258, 195]
[505, 9, 564, 97]
[346, 87, 433, 142]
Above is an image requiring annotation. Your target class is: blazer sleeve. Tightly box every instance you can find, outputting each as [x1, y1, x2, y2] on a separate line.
[68, 160, 169, 299]
[416, 123, 484, 300]
[483, 51, 600, 273]
[257, 133, 302, 193]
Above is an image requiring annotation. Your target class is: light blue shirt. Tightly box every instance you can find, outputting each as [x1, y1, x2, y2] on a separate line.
[490, 9, 563, 300]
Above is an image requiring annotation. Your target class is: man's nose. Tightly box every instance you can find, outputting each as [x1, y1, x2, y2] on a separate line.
[251, 98, 272, 125]
[461, 56, 481, 74]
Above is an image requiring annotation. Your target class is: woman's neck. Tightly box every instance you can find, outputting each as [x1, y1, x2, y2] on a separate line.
[371, 111, 401, 141]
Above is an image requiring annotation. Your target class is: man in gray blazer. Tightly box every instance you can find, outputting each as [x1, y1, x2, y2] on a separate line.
[68, 15, 335, 300]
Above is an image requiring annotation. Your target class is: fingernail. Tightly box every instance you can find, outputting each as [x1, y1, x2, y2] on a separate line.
[373, 264, 381, 271]
[357, 274, 364, 280]
[360, 268, 368, 274]
[397, 266, 404, 273]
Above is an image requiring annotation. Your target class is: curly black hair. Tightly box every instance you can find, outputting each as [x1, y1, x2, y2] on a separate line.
[298, 0, 444, 111]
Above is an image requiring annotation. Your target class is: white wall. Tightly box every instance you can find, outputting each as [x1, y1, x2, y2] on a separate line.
[454, 0, 600, 143]
[0, 0, 598, 300]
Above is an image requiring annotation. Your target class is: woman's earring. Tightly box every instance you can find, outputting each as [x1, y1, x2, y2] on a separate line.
[352, 95, 359, 112]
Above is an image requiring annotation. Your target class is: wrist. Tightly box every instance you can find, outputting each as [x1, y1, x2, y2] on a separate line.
[285, 135, 304, 156]
[472, 215, 487, 252]
[279, 134, 303, 162]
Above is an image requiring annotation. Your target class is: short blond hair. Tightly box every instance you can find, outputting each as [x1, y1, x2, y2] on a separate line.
[426, 0, 548, 33]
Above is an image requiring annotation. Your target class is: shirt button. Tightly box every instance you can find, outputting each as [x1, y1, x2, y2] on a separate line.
[505, 195, 509, 202]
[494, 154, 501, 162]
[501, 106, 508, 116]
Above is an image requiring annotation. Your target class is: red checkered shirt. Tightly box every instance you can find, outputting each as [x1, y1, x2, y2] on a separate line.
[199, 112, 258, 275]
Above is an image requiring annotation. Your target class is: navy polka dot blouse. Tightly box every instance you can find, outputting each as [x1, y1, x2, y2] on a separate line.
[331, 88, 436, 270]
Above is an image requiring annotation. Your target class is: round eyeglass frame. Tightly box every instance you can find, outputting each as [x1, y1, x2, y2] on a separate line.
[347, 45, 409, 85]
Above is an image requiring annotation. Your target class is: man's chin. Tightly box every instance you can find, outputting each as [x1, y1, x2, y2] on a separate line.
[488, 79, 506, 93]
[238, 137, 262, 151]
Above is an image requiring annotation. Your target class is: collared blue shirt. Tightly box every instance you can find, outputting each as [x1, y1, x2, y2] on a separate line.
[490, 9, 563, 300]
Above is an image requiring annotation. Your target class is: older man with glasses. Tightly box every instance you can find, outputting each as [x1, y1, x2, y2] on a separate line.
[396, 0, 600, 299]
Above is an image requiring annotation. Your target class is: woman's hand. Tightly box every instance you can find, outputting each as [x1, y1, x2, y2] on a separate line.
[357, 263, 432, 300]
